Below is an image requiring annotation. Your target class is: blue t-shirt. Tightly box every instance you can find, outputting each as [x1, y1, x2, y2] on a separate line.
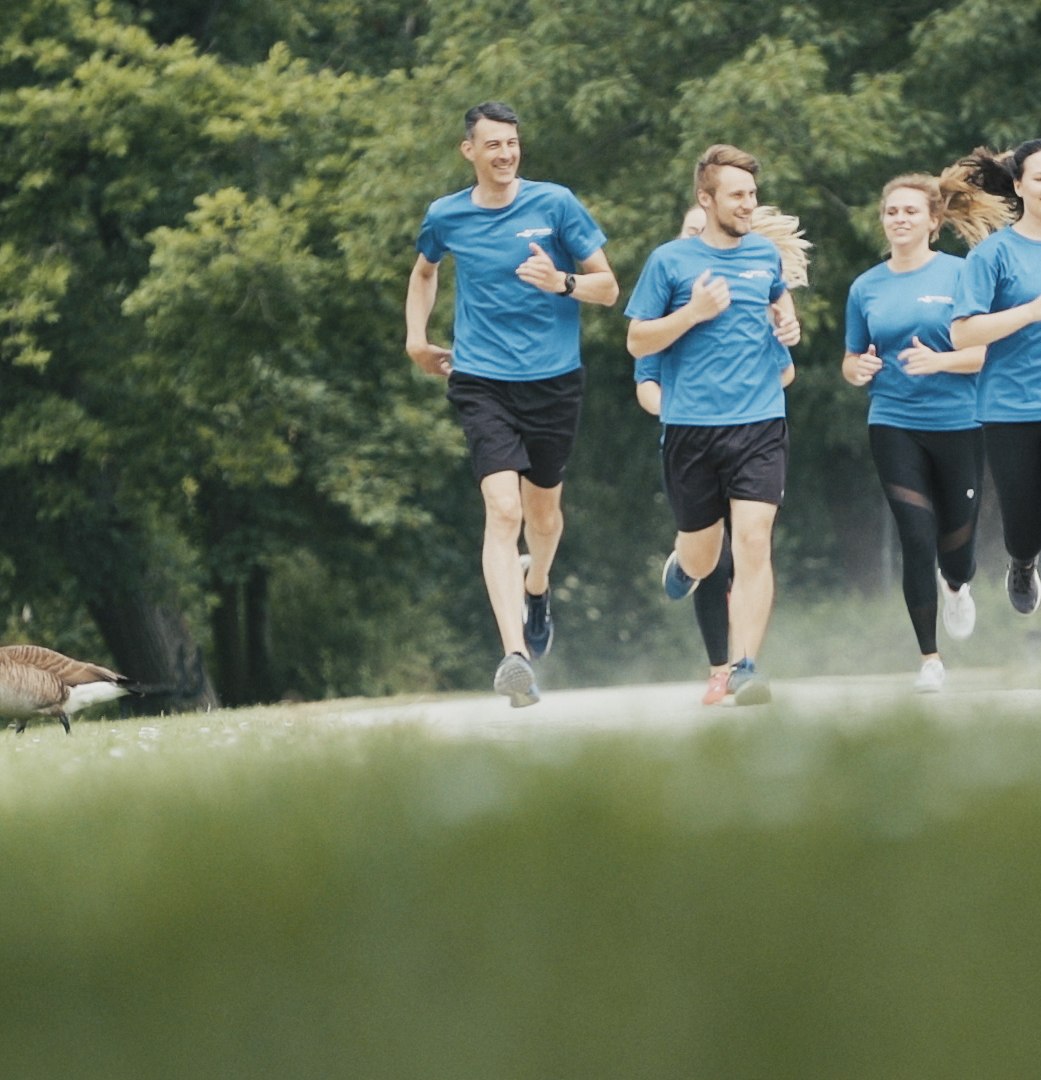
[416, 179, 607, 381]
[845, 252, 978, 431]
[953, 226, 1041, 423]
[634, 354, 662, 385]
[625, 233, 787, 425]
[635, 336, 792, 384]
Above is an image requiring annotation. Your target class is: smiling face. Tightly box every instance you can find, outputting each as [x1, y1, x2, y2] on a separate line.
[1014, 149, 1041, 229]
[699, 164, 757, 239]
[461, 117, 521, 193]
[881, 185, 936, 255]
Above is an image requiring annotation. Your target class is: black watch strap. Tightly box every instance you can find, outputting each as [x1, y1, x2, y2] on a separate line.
[559, 272, 576, 296]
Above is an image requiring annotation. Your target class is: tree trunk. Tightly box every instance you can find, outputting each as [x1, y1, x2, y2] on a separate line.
[88, 593, 219, 715]
[210, 567, 278, 706]
[245, 564, 277, 704]
[62, 477, 220, 716]
[211, 578, 247, 707]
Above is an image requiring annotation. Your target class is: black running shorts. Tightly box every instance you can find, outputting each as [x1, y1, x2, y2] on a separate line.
[446, 368, 586, 489]
[662, 418, 789, 532]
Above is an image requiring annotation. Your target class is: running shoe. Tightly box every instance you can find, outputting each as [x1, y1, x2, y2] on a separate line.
[662, 551, 699, 600]
[1005, 557, 1041, 615]
[493, 652, 540, 708]
[524, 588, 554, 660]
[914, 656, 945, 694]
[702, 670, 730, 706]
[727, 658, 771, 705]
[519, 553, 554, 659]
[938, 572, 976, 640]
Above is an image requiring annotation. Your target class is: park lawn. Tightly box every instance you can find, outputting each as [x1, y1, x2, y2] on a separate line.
[2, 695, 1041, 1079]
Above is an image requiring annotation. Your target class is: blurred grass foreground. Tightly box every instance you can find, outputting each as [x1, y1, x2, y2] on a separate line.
[2, 697, 1041, 1079]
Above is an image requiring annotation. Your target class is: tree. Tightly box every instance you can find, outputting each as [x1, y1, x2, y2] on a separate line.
[2, 0, 1037, 703]
[0, 7, 466, 704]
[118, 0, 429, 73]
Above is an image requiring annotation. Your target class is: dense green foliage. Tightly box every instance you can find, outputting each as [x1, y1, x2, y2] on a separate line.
[1, 0, 1039, 702]
[4, 698, 1041, 1077]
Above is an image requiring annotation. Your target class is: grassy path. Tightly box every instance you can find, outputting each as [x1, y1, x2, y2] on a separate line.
[3, 671, 1040, 1078]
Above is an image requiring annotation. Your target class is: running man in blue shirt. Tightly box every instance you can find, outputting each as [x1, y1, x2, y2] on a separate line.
[950, 140, 1041, 618]
[843, 171, 1008, 693]
[405, 101, 618, 707]
[626, 144, 801, 705]
[635, 202, 804, 707]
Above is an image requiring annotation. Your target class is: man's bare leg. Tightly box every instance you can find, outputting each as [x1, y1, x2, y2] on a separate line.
[480, 470, 528, 657]
[673, 519, 726, 582]
[520, 478, 563, 595]
[727, 499, 779, 663]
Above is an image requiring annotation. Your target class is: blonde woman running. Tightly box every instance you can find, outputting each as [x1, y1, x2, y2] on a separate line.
[843, 170, 1009, 692]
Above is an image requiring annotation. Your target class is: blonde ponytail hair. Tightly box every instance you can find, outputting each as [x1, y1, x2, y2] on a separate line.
[749, 205, 811, 288]
[937, 161, 1015, 246]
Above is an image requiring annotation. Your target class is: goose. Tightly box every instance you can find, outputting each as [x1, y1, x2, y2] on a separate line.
[0, 644, 139, 734]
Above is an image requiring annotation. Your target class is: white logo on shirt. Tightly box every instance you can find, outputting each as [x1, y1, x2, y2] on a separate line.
[917, 295, 954, 304]
[516, 227, 553, 239]
[739, 269, 771, 279]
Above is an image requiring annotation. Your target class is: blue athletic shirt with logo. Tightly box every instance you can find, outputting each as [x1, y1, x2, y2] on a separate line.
[952, 226, 1041, 423]
[635, 337, 792, 385]
[416, 179, 607, 382]
[845, 252, 978, 431]
[624, 233, 787, 426]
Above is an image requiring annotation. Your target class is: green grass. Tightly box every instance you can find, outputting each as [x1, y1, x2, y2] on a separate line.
[4, 694, 1041, 1079]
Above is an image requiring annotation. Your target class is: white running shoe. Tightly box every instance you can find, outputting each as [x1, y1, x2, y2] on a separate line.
[939, 573, 976, 640]
[914, 657, 946, 694]
[493, 652, 540, 708]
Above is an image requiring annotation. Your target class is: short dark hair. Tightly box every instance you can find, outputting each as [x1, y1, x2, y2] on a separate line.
[464, 101, 519, 140]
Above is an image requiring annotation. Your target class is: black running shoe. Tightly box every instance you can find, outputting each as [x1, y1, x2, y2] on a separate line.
[1006, 557, 1041, 615]
[524, 588, 554, 660]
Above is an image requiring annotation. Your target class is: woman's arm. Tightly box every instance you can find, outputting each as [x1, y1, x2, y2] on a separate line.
[951, 294, 1041, 348]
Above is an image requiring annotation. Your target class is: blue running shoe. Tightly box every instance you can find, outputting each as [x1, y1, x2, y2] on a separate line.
[662, 551, 699, 600]
[524, 588, 554, 660]
[493, 652, 540, 708]
[727, 658, 771, 706]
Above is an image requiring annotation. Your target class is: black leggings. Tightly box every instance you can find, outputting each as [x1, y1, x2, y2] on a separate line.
[692, 529, 732, 667]
[983, 422, 1041, 562]
[869, 425, 983, 655]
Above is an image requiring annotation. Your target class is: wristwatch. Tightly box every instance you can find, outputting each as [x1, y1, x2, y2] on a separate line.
[558, 272, 576, 297]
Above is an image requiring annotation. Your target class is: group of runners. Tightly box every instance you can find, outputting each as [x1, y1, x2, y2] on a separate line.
[405, 99, 1041, 708]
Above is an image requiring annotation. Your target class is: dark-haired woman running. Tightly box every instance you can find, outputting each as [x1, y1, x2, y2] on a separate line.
[950, 140, 1041, 619]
